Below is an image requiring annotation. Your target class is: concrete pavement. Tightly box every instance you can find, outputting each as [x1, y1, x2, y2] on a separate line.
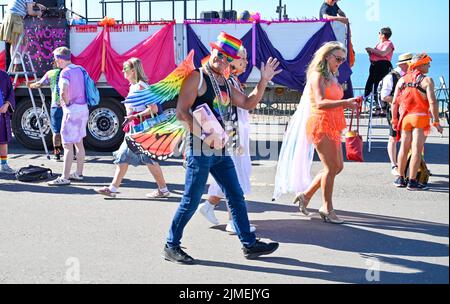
[0, 120, 448, 284]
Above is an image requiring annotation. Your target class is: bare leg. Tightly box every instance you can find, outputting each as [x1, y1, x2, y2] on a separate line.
[409, 128, 427, 180]
[208, 195, 222, 206]
[0, 144, 7, 157]
[315, 138, 343, 212]
[146, 163, 167, 189]
[303, 171, 323, 206]
[387, 136, 398, 167]
[53, 133, 62, 155]
[397, 131, 413, 178]
[111, 163, 129, 189]
[74, 141, 85, 175]
[62, 143, 74, 180]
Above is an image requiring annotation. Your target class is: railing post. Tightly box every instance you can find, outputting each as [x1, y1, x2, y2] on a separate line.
[149, 1, 152, 22]
[85, 0, 88, 22]
[121, 0, 124, 24]
[135, 0, 138, 23]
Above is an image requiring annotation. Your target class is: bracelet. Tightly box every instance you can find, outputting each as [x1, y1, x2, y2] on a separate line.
[432, 121, 441, 127]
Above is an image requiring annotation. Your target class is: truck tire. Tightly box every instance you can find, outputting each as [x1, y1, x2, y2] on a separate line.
[85, 98, 125, 152]
[12, 98, 53, 150]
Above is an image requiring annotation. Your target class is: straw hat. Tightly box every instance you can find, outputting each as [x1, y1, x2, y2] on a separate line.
[396, 52, 413, 66]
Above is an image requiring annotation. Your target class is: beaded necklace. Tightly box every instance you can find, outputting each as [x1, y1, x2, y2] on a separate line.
[204, 63, 239, 151]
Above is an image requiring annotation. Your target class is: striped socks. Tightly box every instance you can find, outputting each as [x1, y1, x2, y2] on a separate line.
[0, 155, 7, 165]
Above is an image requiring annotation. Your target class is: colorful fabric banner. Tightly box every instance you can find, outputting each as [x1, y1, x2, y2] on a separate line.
[187, 22, 353, 94]
[72, 22, 176, 97]
[0, 50, 5, 71]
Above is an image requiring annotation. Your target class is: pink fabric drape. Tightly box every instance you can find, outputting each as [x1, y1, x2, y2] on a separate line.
[0, 50, 6, 70]
[72, 22, 176, 97]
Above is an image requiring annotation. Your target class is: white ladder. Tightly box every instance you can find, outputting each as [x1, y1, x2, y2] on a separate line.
[8, 32, 51, 159]
[365, 92, 388, 153]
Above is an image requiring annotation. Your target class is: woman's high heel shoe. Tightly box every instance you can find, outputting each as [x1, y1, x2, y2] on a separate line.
[292, 193, 312, 216]
[318, 208, 344, 224]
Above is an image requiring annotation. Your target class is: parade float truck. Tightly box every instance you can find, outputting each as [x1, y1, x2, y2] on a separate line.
[0, 13, 350, 152]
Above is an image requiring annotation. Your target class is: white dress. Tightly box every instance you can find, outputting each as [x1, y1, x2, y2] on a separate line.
[272, 82, 314, 200]
[207, 76, 252, 197]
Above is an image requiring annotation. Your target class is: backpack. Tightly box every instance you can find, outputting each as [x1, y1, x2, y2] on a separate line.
[15, 165, 53, 182]
[377, 70, 401, 103]
[405, 152, 431, 186]
[72, 65, 100, 107]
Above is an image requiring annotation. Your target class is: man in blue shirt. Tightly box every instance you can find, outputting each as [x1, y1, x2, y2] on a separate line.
[319, 0, 348, 24]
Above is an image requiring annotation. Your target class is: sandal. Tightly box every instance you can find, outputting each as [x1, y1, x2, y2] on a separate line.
[146, 189, 170, 199]
[95, 186, 117, 198]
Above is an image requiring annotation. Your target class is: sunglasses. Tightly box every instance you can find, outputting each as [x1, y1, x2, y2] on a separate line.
[122, 66, 132, 72]
[330, 53, 346, 64]
[217, 52, 234, 63]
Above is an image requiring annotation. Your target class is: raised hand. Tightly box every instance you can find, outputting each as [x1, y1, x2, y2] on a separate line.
[260, 57, 282, 83]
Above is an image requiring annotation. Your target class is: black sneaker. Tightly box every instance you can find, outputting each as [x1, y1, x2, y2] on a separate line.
[164, 245, 195, 265]
[243, 240, 279, 259]
[407, 179, 428, 191]
[394, 176, 407, 188]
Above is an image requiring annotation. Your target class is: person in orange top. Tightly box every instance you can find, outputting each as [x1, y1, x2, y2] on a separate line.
[391, 53, 443, 191]
[292, 42, 360, 224]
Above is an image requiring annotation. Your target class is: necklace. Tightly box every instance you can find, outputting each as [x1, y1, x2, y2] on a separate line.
[205, 63, 239, 151]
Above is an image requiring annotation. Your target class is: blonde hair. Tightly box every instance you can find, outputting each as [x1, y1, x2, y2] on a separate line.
[124, 57, 148, 83]
[306, 41, 347, 81]
[238, 45, 247, 59]
[53, 46, 71, 60]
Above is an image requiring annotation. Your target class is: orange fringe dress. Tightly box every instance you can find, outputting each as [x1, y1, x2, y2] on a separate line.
[306, 82, 347, 147]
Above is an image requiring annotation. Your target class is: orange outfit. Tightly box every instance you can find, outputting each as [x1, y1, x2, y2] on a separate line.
[396, 70, 431, 139]
[306, 82, 346, 146]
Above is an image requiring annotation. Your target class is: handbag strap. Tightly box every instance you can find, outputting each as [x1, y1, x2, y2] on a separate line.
[348, 103, 361, 132]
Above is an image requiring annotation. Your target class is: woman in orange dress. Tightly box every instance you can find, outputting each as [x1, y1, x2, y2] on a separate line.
[292, 42, 360, 224]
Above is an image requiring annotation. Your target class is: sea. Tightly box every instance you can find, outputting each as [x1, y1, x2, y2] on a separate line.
[350, 53, 449, 90]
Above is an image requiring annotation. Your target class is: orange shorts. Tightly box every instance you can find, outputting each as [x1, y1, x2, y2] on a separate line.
[401, 115, 430, 131]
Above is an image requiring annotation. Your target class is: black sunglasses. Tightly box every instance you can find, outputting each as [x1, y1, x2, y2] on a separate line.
[217, 52, 234, 63]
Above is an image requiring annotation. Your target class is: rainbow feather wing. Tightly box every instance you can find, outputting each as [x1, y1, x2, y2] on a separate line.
[126, 113, 186, 160]
[122, 50, 195, 108]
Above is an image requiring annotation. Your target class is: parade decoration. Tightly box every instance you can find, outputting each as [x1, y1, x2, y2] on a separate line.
[186, 21, 353, 95]
[124, 50, 196, 160]
[123, 50, 195, 107]
[72, 22, 176, 97]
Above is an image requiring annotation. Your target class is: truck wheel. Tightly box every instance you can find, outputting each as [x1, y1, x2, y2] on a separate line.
[12, 98, 52, 150]
[85, 98, 125, 152]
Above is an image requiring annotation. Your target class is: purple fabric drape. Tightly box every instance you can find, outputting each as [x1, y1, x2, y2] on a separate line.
[186, 24, 253, 83]
[253, 22, 352, 92]
[186, 22, 352, 93]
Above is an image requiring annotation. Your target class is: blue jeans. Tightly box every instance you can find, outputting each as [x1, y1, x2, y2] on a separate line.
[166, 149, 256, 249]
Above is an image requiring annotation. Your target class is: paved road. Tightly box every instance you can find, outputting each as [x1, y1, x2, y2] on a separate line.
[0, 121, 448, 284]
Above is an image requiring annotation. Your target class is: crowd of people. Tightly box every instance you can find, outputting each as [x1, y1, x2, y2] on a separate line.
[0, 0, 446, 264]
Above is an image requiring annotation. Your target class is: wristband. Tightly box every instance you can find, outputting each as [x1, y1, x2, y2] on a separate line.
[432, 121, 441, 127]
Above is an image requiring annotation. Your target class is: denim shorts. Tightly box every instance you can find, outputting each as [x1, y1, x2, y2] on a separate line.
[113, 140, 157, 167]
[50, 107, 63, 134]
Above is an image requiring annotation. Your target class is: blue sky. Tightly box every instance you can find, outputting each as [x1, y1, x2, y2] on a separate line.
[1, 0, 447, 53]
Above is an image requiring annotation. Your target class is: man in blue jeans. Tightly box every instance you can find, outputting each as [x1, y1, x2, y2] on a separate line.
[165, 32, 282, 264]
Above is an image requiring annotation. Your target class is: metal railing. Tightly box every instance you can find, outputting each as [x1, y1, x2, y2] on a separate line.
[1, 4, 6, 20]
[249, 85, 450, 127]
